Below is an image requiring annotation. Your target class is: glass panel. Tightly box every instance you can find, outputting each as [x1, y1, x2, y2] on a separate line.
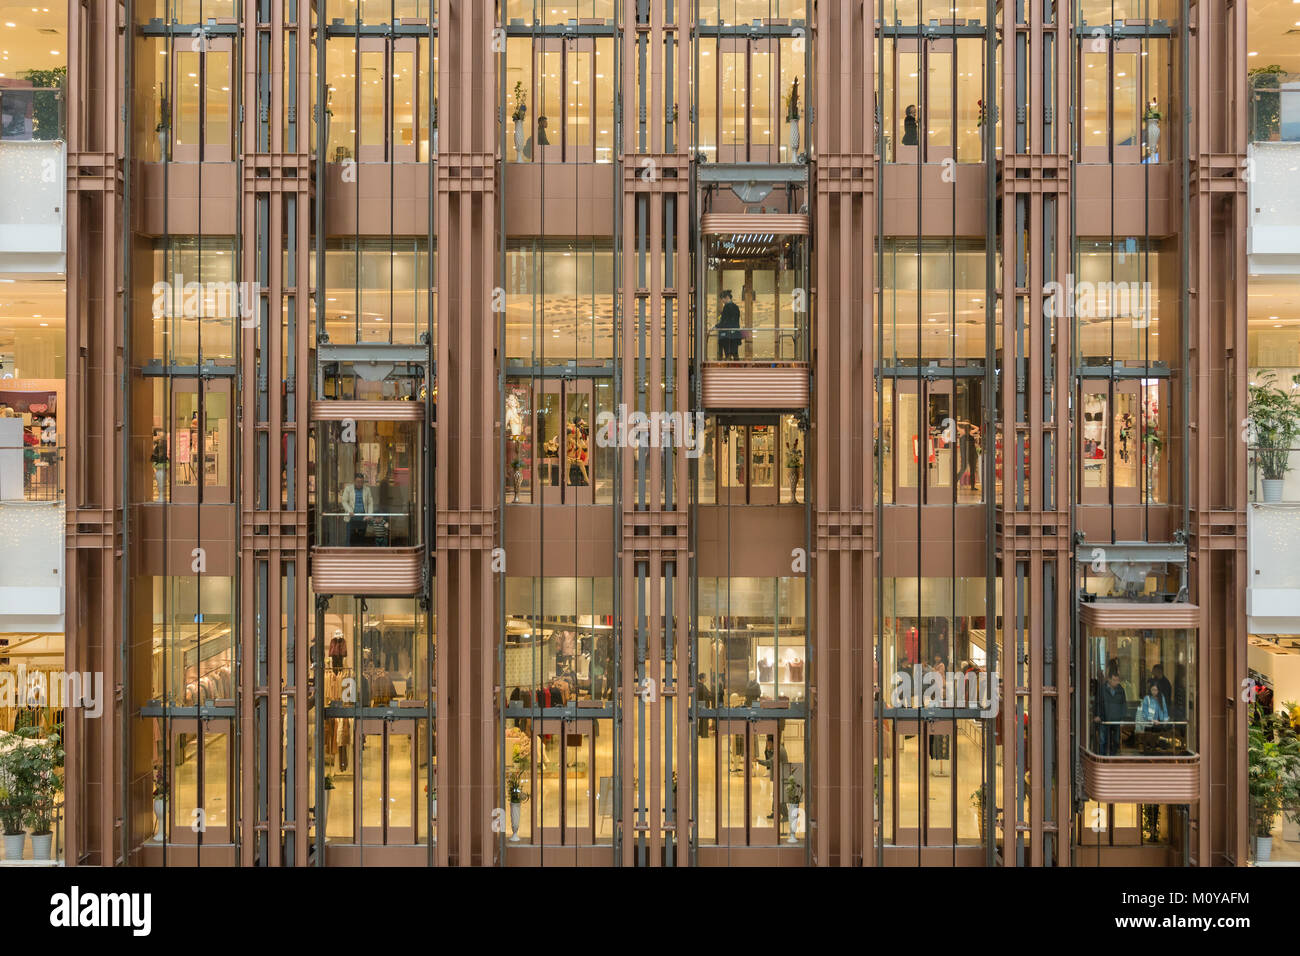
[1081, 51, 1108, 156]
[360, 731, 384, 834]
[1087, 627, 1196, 755]
[315, 419, 423, 547]
[359, 50, 384, 149]
[202, 732, 229, 829]
[721, 50, 746, 147]
[204, 49, 231, 154]
[928, 49, 953, 151]
[1114, 51, 1139, 151]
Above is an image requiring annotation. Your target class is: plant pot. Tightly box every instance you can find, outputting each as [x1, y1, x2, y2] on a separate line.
[153, 797, 166, 843]
[431, 797, 437, 820]
[31, 832, 53, 860]
[1145, 119, 1160, 153]
[156, 128, 168, 162]
[1256, 834, 1274, 862]
[431, 128, 438, 156]
[786, 803, 800, 843]
[788, 120, 799, 156]
[513, 120, 525, 157]
[509, 802, 522, 842]
[4, 831, 26, 861]
[1262, 478, 1285, 503]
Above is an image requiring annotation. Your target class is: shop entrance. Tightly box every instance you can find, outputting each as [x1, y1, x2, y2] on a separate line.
[882, 377, 983, 504]
[168, 378, 232, 503]
[535, 377, 596, 505]
[709, 719, 803, 845]
[887, 717, 957, 846]
[717, 420, 780, 506]
[531, 718, 609, 845]
[357, 717, 419, 845]
[1077, 378, 1165, 505]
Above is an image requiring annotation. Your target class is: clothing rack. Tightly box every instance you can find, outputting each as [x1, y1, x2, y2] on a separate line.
[0, 664, 66, 734]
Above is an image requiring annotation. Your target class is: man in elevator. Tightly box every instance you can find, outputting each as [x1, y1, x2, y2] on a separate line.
[341, 471, 376, 546]
[716, 289, 742, 360]
[1094, 671, 1129, 756]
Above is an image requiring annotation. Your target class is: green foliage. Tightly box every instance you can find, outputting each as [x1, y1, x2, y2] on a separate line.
[1249, 370, 1300, 480]
[1248, 710, 1300, 838]
[0, 725, 64, 835]
[20, 66, 66, 141]
[784, 773, 803, 805]
[786, 77, 800, 122]
[1249, 64, 1287, 140]
[511, 81, 527, 123]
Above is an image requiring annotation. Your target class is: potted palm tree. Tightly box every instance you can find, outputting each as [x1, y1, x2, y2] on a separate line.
[1247, 714, 1300, 862]
[0, 782, 26, 860]
[1248, 370, 1300, 502]
[784, 774, 803, 843]
[23, 729, 62, 860]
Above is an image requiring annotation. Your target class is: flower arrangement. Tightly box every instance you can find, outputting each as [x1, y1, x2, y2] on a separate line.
[152, 763, 168, 799]
[511, 80, 527, 123]
[1144, 98, 1162, 122]
[786, 77, 800, 122]
[975, 98, 987, 128]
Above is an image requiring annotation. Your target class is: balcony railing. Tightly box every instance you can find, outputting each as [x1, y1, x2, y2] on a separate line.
[0, 87, 66, 142]
[1249, 71, 1300, 145]
[704, 325, 805, 363]
[1249, 447, 1300, 504]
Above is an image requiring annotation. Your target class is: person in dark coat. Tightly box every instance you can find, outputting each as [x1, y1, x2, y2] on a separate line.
[715, 289, 742, 360]
[902, 104, 919, 146]
[1094, 672, 1128, 755]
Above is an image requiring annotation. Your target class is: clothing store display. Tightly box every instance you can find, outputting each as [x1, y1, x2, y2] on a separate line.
[786, 657, 804, 684]
[757, 657, 774, 682]
[329, 635, 348, 669]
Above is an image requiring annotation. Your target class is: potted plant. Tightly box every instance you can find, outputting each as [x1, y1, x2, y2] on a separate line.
[0, 781, 26, 861]
[786, 77, 800, 155]
[152, 763, 168, 843]
[785, 434, 803, 503]
[23, 730, 62, 860]
[155, 85, 170, 161]
[506, 745, 530, 841]
[1143, 98, 1161, 155]
[1247, 714, 1300, 862]
[1249, 64, 1287, 141]
[784, 774, 803, 843]
[1248, 370, 1300, 502]
[970, 783, 987, 842]
[321, 774, 335, 832]
[511, 80, 527, 157]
